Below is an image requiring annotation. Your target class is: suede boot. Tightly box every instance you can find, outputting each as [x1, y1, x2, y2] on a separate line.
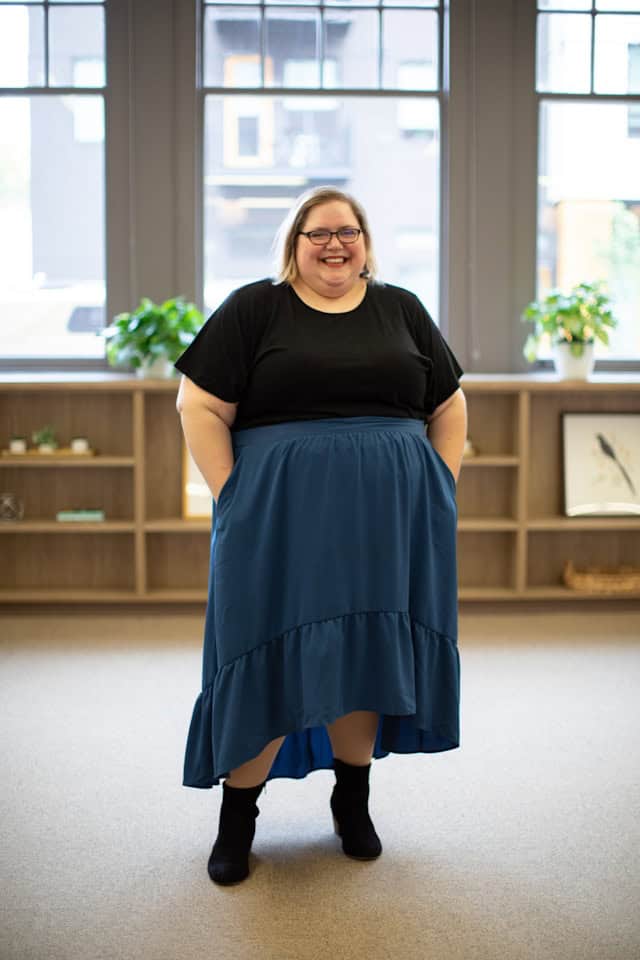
[207, 780, 266, 885]
[330, 757, 382, 860]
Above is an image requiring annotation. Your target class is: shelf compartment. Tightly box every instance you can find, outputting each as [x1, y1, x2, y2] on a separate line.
[0, 466, 134, 521]
[457, 531, 517, 591]
[465, 392, 519, 456]
[527, 530, 640, 590]
[0, 391, 133, 456]
[528, 390, 640, 518]
[0, 533, 135, 590]
[144, 393, 184, 521]
[456, 465, 518, 520]
[146, 532, 210, 590]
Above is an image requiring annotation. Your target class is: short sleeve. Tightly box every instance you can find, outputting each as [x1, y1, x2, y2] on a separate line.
[173, 285, 262, 402]
[408, 294, 464, 414]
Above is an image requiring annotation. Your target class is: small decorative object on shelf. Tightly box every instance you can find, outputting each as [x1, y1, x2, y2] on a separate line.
[70, 436, 90, 454]
[521, 281, 617, 379]
[32, 425, 58, 453]
[0, 493, 24, 522]
[462, 438, 477, 459]
[56, 509, 106, 522]
[563, 561, 640, 595]
[9, 435, 27, 454]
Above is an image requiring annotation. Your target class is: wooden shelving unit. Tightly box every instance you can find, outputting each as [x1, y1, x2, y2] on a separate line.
[1, 372, 639, 603]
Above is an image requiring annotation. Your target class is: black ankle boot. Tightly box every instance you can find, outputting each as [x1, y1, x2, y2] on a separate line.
[330, 758, 382, 860]
[208, 780, 266, 885]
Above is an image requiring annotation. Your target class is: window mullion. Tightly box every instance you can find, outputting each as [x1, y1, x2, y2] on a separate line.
[378, 2, 383, 89]
[260, 0, 266, 87]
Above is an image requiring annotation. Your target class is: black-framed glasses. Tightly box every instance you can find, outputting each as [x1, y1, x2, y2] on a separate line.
[297, 227, 362, 245]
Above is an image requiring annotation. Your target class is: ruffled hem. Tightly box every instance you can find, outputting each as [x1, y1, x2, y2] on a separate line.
[183, 610, 459, 788]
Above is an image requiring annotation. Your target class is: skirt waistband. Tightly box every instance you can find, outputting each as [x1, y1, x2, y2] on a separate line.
[232, 416, 427, 449]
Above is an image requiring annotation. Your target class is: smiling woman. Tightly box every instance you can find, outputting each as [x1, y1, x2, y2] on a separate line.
[174, 184, 466, 886]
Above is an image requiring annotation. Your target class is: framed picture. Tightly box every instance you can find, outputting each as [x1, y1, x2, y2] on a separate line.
[562, 413, 640, 517]
[182, 443, 212, 520]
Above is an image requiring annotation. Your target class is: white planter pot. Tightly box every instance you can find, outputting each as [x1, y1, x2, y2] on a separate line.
[136, 356, 174, 379]
[552, 341, 595, 380]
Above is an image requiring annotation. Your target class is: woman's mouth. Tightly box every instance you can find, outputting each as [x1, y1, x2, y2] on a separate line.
[321, 256, 348, 266]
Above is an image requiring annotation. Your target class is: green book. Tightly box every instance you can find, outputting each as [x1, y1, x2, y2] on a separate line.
[56, 510, 106, 522]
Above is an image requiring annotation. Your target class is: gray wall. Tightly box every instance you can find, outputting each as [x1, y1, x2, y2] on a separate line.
[107, 0, 539, 373]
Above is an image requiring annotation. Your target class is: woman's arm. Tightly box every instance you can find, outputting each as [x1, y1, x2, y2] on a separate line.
[425, 387, 468, 483]
[176, 376, 239, 502]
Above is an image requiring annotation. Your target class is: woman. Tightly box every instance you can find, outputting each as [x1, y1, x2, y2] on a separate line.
[175, 186, 467, 886]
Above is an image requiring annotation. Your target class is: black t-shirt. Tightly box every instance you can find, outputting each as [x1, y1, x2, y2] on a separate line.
[174, 279, 463, 432]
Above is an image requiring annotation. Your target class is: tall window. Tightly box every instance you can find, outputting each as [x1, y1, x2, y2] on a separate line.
[536, 1, 640, 360]
[0, 0, 106, 360]
[201, 0, 443, 321]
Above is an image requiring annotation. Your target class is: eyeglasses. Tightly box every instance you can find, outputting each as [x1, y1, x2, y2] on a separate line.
[297, 227, 362, 246]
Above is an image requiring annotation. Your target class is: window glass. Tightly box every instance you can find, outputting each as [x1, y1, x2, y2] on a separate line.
[538, 101, 640, 359]
[382, 10, 438, 90]
[323, 9, 379, 88]
[49, 5, 105, 87]
[0, 6, 44, 87]
[536, 13, 592, 93]
[204, 7, 261, 87]
[203, 94, 440, 321]
[594, 15, 640, 93]
[0, 96, 105, 359]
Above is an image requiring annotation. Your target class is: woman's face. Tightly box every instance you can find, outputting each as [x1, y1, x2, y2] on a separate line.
[294, 200, 368, 300]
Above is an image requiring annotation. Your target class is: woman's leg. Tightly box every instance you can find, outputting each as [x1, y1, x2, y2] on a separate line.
[326, 710, 379, 765]
[225, 735, 286, 788]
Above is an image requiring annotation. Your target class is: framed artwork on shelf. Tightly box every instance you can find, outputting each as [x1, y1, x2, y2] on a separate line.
[182, 443, 212, 519]
[562, 413, 640, 517]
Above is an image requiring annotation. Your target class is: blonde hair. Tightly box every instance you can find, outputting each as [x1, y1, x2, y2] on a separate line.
[272, 186, 379, 284]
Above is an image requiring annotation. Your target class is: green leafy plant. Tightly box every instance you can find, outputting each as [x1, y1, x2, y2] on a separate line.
[32, 425, 57, 447]
[521, 281, 617, 363]
[102, 296, 204, 370]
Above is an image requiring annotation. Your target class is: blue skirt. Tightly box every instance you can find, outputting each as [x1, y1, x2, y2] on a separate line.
[183, 416, 460, 788]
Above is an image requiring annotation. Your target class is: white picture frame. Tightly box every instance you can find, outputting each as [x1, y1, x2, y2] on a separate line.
[562, 413, 640, 517]
[182, 443, 212, 520]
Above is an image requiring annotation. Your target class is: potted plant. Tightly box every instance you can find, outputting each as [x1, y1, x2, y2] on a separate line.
[521, 280, 618, 379]
[102, 296, 204, 378]
[9, 434, 28, 454]
[32, 425, 58, 453]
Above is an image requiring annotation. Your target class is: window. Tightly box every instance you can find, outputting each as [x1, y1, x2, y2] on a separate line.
[202, 0, 442, 321]
[536, 1, 640, 360]
[0, 1, 106, 361]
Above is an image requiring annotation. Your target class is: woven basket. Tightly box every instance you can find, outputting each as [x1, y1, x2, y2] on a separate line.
[563, 561, 640, 595]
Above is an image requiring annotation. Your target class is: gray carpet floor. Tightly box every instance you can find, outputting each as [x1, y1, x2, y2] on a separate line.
[1, 606, 639, 960]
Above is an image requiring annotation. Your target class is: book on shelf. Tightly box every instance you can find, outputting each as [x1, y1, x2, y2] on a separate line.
[56, 510, 106, 522]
